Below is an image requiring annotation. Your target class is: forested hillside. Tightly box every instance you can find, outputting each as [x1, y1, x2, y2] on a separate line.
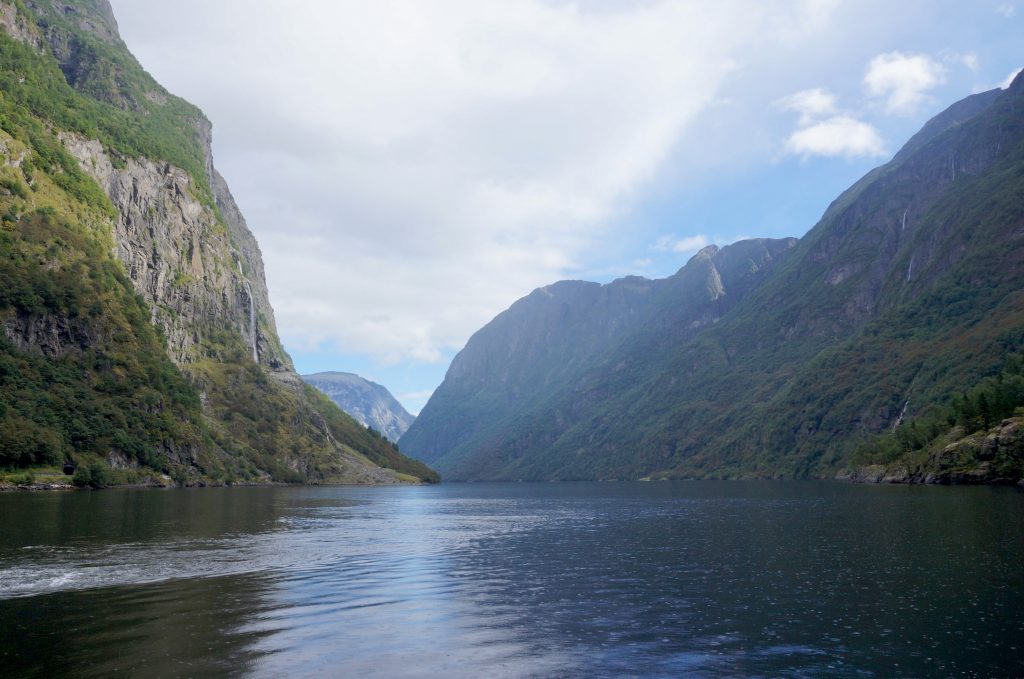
[403, 74, 1024, 483]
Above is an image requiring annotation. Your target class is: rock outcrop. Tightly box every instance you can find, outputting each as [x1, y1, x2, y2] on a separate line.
[842, 418, 1024, 485]
[61, 136, 252, 364]
[303, 372, 416, 442]
[0, 2, 43, 50]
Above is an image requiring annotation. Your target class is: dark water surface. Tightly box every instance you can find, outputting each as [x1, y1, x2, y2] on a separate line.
[0, 482, 1022, 678]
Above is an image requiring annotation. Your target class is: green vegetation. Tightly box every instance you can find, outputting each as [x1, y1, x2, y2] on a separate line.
[306, 385, 439, 483]
[0, 67, 115, 215]
[851, 357, 1024, 480]
[171, 270, 195, 288]
[0, 204, 205, 471]
[0, 7, 214, 204]
[191, 355, 439, 484]
[72, 458, 111, 488]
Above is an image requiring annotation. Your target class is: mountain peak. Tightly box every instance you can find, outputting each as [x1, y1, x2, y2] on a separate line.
[691, 244, 720, 261]
[1007, 67, 1024, 92]
[304, 373, 416, 443]
[401, 80, 1024, 481]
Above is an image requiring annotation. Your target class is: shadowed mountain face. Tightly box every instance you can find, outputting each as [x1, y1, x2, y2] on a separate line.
[303, 372, 416, 443]
[401, 237, 800, 477]
[402, 73, 1024, 481]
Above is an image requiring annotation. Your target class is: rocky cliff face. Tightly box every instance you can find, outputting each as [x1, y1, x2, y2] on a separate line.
[0, 2, 43, 49]
[0, 0, 438, 484]
[59, 133, 292, 376]
[404, 73, 1024, 481]
[303, 372, 416, 442]
[61, 136, 258, 366]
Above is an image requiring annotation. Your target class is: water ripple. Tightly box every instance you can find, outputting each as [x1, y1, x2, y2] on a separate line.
[0, 483, 1022, 678]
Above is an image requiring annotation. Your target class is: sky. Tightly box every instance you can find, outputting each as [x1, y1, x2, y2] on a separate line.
[108, 0, 1022, 414]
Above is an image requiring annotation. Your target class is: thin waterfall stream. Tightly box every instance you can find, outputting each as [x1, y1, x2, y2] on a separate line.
[236, 258, 259, 363]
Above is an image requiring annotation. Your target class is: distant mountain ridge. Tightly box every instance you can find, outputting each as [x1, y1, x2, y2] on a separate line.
[401, 72, 1024, 482]
[401, 237, 799, 476]
[303, 372, 415, 442]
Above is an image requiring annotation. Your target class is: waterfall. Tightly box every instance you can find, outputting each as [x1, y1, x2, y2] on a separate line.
[892, 399, 911, 432]
[236, 259, 259, 363]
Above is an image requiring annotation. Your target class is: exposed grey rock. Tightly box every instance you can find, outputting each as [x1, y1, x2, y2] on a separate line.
[60, 133, 288, 373]
[0, 2, 44, 50]
[303, 372, 416, 442]
[2, 309, 95, 358]
[26, 0, 120, 43]
[57, 132, 410, 482]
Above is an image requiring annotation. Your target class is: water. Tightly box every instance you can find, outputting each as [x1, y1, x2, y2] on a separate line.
[0, 482, 1021, 678]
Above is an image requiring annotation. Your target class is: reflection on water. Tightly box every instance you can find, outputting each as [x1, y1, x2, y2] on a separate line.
[1, 482, 1022, 677]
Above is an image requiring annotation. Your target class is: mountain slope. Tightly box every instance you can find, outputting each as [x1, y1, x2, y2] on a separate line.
[0, 0, 437, 485]
[403, 73, 1024, 482]
[303, 372, 416, 442]
[401, 237, 799, 477]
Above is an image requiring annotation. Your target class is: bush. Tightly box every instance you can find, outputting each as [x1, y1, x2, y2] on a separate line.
[0, 177, 27, 199]
[168, 465, 187, 486]
[0, 415, 63, 467]
[72, 464, 91, 487]
[72, 459, 113, 488]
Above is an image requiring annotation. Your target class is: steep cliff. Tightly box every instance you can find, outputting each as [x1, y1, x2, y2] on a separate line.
[0, 0, 438, 484]
[403, 73, 1024, 481]
[303, 372, 416, 443]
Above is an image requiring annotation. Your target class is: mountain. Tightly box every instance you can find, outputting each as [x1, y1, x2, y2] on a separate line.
[401, 73, 1024, 482]
[303, 372, 416, 442]
[0, 0, 437, 485]
[401, 237, 800, 476]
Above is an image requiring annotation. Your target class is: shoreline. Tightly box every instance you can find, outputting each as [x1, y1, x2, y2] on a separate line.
[6, 475, 1015, 491]
[0, 478, 435, 493]
[5, 473, 1021, 492]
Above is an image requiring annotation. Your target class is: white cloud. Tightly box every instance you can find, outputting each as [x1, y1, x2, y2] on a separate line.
[997, 2, 1016, 18]
[864, 51, 946, 115]
[775, 88, 838, 124]
[947, 51, 980, 72]
[784, 116, 887, 159]
[654, 234, 711, 253]
[1002, 67, 1024, 89]
[110, 0, 842, 364]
